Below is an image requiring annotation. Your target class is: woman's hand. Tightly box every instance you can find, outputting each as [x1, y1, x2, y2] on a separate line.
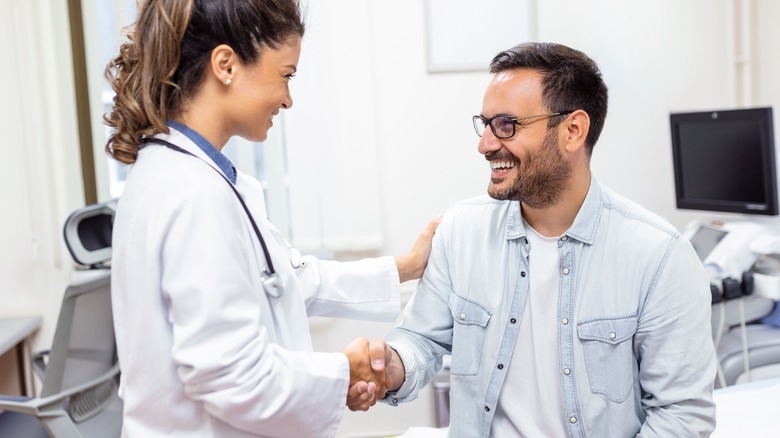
[344, 337, 394, 411]
[345, 338, 405, 411]
[394, 216, 442, 283]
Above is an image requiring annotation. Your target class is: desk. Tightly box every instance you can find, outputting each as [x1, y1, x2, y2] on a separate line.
[0, 316, 42, 397]
[712, 377, 780, 437]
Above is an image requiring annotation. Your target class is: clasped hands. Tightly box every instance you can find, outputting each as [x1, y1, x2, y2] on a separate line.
[342, 336, 401, 411]
[341, 217, 438, 411]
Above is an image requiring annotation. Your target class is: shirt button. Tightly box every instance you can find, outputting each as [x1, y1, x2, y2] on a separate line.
[610, 332, 617, 340]
[485, 406, 491, 412]
[510, 318, 517, 324]
[520, 271, 527, 277]
[563, 368, 571, 375]
[562, 267, 570, 275]
[523, 238, 528, 244]
[460, 313, 467, 320]
[392, 398, 399, 405]
[570, 416, 577, 424]
[561, 236, 568, 241]
[497, 364, 504, 370]
[562, 318, 569, 325]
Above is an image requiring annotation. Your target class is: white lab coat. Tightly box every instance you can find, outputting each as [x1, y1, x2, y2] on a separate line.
[111, 129, 400, 438]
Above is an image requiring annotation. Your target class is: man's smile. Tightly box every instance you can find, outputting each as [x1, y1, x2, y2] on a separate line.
[490, 160, 516, 178]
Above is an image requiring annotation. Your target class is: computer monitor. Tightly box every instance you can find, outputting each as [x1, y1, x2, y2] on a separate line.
[670, 107, 778, 216]
[688, 222, 729, 262]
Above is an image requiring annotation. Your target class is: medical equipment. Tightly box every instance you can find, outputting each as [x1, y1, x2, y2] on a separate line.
[748, 236, 780, 300]
[686, 219, 780, 387]
[686, 220, 770, 280]
[670, 107, 778, 216]
[141, 137, 285, 297]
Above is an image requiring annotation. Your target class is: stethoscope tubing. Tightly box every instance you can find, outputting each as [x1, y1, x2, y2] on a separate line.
[139, 137, 284, 296]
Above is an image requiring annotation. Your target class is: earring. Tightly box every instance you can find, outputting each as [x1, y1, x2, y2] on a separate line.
[225, 78, 232, 85]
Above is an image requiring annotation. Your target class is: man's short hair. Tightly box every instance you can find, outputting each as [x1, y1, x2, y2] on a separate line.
[490, 42, 609, 154]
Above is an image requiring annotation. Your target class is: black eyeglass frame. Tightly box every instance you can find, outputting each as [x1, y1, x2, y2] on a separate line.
[472, 111, 575, 139]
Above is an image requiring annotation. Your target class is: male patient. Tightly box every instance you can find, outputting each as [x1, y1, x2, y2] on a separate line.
[378, 42, 716, 437]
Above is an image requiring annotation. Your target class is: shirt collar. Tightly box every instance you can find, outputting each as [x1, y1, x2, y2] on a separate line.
[166, 120, 237, 184]
[505, 201, 525, 240]
[563, 176, 602, 245]
[503, 176, 603, 245]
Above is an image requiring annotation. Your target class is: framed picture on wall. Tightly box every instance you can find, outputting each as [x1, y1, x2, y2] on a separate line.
[424, 0, 535, 73]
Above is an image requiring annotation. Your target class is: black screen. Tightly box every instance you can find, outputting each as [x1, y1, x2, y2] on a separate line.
[688, 225, 728, 261]
[670, 107, 778, 215]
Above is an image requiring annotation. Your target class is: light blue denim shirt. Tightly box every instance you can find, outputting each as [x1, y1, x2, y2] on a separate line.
[385, 179, 716, 437]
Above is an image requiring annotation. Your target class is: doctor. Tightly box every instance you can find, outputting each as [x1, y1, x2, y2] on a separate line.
[104, 0, 437, 437]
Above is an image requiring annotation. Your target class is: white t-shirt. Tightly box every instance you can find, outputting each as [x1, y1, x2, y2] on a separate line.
[491, 223, 567, 437]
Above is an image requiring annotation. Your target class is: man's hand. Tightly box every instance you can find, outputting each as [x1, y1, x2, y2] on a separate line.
[343, 337, 393, 411]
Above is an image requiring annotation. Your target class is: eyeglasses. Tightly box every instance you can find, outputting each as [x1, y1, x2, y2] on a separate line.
[472, 111, 574, 139]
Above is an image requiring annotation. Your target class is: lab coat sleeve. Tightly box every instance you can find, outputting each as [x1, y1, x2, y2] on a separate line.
[299, 255, 401, 321]
[635, 237, 717, 437]
[161, 184, 349, 437]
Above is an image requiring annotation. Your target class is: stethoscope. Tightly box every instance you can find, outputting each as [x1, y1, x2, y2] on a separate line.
[140, 137, 285, 297]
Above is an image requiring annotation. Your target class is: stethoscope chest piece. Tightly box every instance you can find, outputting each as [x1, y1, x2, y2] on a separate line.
[262, 270, 284, 298]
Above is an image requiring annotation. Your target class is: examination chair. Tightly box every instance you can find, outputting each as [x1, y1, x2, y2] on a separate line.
[0, 201, 122, 437]
[713, 291, 780, 388]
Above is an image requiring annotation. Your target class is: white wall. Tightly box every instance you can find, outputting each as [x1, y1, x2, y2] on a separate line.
[369, 0, 743, 251]
[0, 1, 85, 357]
[287, 0, 780, 264]
[755, 0, 780, 179]
[538, 1, 737, 231]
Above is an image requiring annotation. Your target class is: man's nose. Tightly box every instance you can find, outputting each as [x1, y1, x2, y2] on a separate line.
[477, 126, 502, 155]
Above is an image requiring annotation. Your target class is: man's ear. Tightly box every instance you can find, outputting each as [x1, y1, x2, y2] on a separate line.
[563, 109, 590, 153]
[210, 44, 236, 86]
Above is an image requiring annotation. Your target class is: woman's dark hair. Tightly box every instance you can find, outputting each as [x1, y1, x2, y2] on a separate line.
[104, 0, 305, 164]
[490, 42, 608, 155]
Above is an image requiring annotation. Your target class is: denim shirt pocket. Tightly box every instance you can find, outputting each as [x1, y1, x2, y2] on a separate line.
[577, 314, 638, 402]
[448, 294, 492, 376]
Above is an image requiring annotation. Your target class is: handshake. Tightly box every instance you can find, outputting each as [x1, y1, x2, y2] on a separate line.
[342, 337, 403, 411]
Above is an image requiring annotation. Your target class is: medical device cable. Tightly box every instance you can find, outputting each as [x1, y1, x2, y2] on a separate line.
[139, 137, 278, 277]
[713, 302, 727, 388]
[738, 298, 751, 383]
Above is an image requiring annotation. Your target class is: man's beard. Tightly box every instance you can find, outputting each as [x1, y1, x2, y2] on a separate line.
[487, 128, 572, 208]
